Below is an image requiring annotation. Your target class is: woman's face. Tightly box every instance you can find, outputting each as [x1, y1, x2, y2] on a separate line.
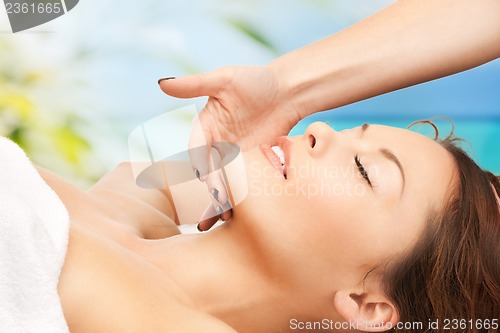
[234, 122, 456, 293]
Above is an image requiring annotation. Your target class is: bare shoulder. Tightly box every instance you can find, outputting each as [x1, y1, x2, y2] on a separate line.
[156, 306, 239, 333]
[59, 224, 237, 333]
[89, 162, 181, 239]
[90, 162, 178, 222]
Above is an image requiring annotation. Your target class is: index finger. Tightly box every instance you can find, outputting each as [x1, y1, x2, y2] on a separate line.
[188, 112, 213, 181]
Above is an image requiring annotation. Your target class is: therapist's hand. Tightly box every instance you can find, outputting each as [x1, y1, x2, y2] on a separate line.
[159, 66, 301, 149]
[158, 65, 303, 230]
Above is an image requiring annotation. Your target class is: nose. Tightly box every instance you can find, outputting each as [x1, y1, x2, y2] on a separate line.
[303, 122, 337, 156]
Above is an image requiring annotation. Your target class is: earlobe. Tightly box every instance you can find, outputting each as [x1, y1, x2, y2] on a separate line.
[333, 290, 399, 332]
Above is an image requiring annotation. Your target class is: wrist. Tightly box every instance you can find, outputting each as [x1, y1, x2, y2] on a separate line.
[266, 61, 313, 121]
[269, 49, 345, 120]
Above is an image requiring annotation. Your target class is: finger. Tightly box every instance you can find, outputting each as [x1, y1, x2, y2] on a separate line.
[158, 69, 228, 98]
[198, 205, 221, 232]
[197, 201, 233, 232]
[219, 200, 233, 222]
[210, 194, 233, 220]
[208, 141, 242, 205]
[205, 147, 229, 205]
[188, 114, 212, 181]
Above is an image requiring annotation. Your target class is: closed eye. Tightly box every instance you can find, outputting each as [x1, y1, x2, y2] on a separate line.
[355, 155, 372, 187]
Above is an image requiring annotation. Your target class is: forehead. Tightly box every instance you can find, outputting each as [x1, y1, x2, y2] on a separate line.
[370, 124, 451, 161]
[369, 124, 456, 210]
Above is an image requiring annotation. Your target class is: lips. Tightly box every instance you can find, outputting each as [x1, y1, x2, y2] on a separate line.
[259, 137, 291, 179]
[271, 146, 285, 169]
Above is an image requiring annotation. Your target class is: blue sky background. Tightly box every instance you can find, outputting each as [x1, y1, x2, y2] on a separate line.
[0, 0, 498, 183]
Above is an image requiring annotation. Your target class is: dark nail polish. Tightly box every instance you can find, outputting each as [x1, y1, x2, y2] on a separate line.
[194, 168, 201, 181]
[158, 77, 176, 85]
[216, 205, 223, 215]
[211, 188, 220, 203]
[197, 223, 204, 232]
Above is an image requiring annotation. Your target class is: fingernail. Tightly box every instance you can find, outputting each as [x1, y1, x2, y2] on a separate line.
[211, 188, 220, 203]
[216, 205, 223, 215]
[197, 223, 204, 232]
[158, 77, 176, 85]
[194, 168, 201, 181]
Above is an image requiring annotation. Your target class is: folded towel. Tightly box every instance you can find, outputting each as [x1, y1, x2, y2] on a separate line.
[0, 137, 70, 333]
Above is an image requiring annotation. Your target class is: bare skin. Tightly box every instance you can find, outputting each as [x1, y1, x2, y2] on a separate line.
[159, 0, 500, 227]
[47, 123, 456, 333]
[44, 164, 237, 333]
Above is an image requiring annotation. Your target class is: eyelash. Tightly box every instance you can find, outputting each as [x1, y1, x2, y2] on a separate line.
[354, 155, 372, 187]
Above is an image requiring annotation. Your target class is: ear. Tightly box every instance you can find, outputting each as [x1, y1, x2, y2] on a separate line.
[333, 290, 399, 332]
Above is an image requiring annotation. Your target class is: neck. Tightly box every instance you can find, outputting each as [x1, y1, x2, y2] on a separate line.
[144, 219, 294, 332]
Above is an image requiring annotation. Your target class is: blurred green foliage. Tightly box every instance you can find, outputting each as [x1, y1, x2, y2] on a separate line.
[225, 18, 280, 56]
[0, 39, 98, 187]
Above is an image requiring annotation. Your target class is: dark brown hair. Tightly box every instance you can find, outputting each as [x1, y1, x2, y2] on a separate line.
[382, 120, 500, 333]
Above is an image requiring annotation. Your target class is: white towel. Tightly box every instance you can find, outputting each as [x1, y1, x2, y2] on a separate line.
[0, 137, 70, 333]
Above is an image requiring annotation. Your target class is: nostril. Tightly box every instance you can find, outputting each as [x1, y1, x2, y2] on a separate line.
[308, 134, 316, 148]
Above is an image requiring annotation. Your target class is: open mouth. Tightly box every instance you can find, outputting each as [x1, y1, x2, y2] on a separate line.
[259, 137, 291, 180]
[259, 144, 287, 179]
[271, 146, 287, 179]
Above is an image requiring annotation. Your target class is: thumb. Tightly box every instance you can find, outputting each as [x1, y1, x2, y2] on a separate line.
[158, 69, 227, 98]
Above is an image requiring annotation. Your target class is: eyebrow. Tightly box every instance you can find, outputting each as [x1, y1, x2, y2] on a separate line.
[361, 123, 406, 196]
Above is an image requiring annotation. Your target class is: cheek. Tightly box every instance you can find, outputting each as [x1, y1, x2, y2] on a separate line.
[289, 166, 368, 217]
[301, 188, 390, 266]
[291, 158, 379, 229]
[277, 173, 370, 242]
